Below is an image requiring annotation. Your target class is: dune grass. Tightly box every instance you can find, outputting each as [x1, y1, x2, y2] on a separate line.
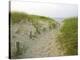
[58, 17, 78, 55]
[11, 12, 55, 23]
[11, 12, 28, 24]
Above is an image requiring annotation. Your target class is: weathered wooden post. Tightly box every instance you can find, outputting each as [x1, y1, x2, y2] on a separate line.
[16, 41, 21, 56]
[30, 31, 32, 39]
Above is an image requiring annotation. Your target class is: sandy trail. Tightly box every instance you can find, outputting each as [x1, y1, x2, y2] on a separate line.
[16, 21, 64, 58]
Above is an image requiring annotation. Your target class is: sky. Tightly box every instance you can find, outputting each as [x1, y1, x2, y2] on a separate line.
[11, 1, 78, 18]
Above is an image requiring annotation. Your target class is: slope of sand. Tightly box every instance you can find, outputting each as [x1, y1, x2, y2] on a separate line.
[11, 19, 64, 58]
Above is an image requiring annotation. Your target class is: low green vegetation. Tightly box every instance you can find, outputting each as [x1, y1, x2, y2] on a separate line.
[11, 12, 28, 24]
[58, 17, 78, 55]
[11, 12, 56, 24]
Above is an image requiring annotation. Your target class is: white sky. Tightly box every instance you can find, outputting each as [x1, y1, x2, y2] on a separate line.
[11, 1, 78, 18]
